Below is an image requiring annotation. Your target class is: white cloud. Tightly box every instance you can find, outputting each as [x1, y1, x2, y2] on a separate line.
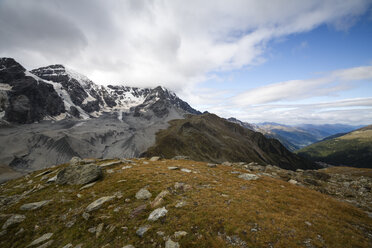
[232, 66, 372, 106]
[0, 0, 371, 90]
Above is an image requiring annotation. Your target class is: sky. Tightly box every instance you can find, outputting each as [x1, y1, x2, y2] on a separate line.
[1, 0, 372, 125]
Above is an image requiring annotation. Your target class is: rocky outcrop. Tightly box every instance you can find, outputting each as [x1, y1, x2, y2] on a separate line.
[56, 163, 102, 185]
[0, 58, 65, 124]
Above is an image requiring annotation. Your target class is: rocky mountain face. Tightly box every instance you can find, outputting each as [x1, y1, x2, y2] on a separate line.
[143, 114, 318, 170]
[0, 58, 200, 172]
[297, 125, 372, 168]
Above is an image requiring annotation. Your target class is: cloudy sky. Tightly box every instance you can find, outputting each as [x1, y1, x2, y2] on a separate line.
[1, 0, 372, 125]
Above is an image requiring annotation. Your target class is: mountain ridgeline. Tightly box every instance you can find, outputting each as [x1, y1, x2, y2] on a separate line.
[0, 57, 318, 173]
[297, 125, 372, 168]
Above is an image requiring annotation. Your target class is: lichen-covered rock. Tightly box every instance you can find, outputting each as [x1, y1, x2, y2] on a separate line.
[238, 173, 259, 181]
[135, 188, 152, 200]
[86, 196, 115, 212]
[148, 207, 168, 221]
[56, 163, 102, 185]
[2, 214, 26, 229]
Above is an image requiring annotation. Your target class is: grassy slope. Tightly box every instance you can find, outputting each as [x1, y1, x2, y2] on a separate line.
[297, 125, 372, 168]
[143, 114, 316, 170]
[1, 159, 371, 248]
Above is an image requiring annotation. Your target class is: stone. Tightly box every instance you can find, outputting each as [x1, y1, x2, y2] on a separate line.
[82, 212, 90, 220]
[27, 233, 53, 247]
[150, 156, 160, 161]
[305, 221, 312, 226]
[56, 163, 102, 185]
[0, 230, 6, 236]
[46, 175, 57, 183]
[238, 173, 259, 181]
[174, 182, 192, 191]
[143, 161, 149, 165]
[222, 162, 232, 166]
[35, 170, 53, 178]
[157, 231, 165, 236]
[288, 179, 298, 185]
[122, 166, 132, 170]
[107, 169, 114, 174]
[99, 160, 122, 167]
[136, 225, 151, 237]
[61, 244, 73, 248]
[15, 227, 24, 235]
[151, 190, 169, 208]
[172, 156, 190, 160]
[165, 238, 180, 248]
[70, 157, 82, 166]
[168, 166, 179, 170]
[148, 207, 168, 221]
[96, 223, 104, 238]
[130, 204, 148, 218]
[66, 219, 76, 228]
[175, 201, 187, 208]
[122, 245, 135, 248]
[135, 188, 152, 200]
[2, 214, 26, 229]
[207, 163, 217, 168]
[80, 182, 96, 190]
[174, 231, 187, 238]
[181, 168, 191, 173]
[88, 227, 96, 233]
[36, 240, 54, 248]
[86, 196, 115, 212]
[20, 200, 51, 210]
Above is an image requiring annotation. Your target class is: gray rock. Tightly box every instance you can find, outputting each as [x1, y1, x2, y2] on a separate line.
[70, 157, 82, 166]
[61, 244, 73, 248]
[46, 175, 57, 183]
[26, 233, 53, 247]
[82, 212, 90, 220]
[165, 238, 180, 248]
[100, 160, 122, 168]
[88, 227, 96, 233]
[79, 182, 96, 190]
[288, 179, 298, 185]
[2, 214, 26, 229]
[181, 168, 191, 173]
[174, 231, 187, 238]
[222, 162, 232, 166]
[175, 201, 187, 208]
[148, 207, 168, 221]
[151, 190, 169, 208]
[207, 163, 217, 168]
[20, 200, 51, 210]
[122, 245, 135, 248]
[238, 173, 259, 181]
[35, 170, 53, 178]
[172, 156, 190, 160]
[136, 225, 150, 237]
[56, 164, 102, 185]
[149, 156, 160, 161]
[122, 166, 132, 170]
[135, 188, 152, 200]
[168, 166, 179, 170]
[96, 223, 104, 238]
[35, 240, 54, 248]
[86, 196, 115, 212]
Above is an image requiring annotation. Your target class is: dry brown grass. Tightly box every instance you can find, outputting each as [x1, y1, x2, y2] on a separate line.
[0, 159, 371, 247]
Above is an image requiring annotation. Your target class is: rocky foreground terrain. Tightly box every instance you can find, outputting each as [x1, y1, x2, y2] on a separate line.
[0, 157, 371, 248]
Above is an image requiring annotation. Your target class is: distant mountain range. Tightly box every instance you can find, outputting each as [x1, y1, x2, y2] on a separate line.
[0, 57, 318, 172]
[297, 125, 372, 168]
[227, 118, 361, 151]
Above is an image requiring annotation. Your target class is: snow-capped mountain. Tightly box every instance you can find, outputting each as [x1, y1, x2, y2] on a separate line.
[0, 58, 200, 124]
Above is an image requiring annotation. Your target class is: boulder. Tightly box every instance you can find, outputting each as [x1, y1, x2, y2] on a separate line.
[238, 173, 259, 181]
[135, 188, 152, 200]
[151, 190, 169, 208]
[136, 225, 150, 237]
[149, 156, 160, 161]
[86, 196, 115, 212]
[56, 163, 102, 185]
[165, 239, 180, 248]
[2, 214, 26, 229]
[148, 207, 168, 221]
[20, 200, 51, 210]
[70, 157, 82, 166]
[26, 233, 53, 247]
